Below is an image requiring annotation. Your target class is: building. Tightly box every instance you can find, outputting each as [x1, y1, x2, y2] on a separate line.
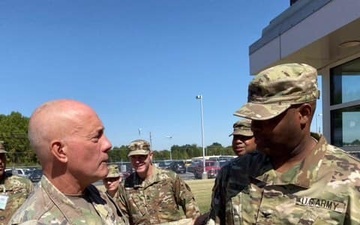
[249, 0, 360, 153]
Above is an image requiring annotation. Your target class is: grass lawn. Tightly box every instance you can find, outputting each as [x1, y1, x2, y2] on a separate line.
[186, 179, 214, 213]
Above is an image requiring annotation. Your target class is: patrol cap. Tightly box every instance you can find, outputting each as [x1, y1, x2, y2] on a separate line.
[0, 141, 7, 154]
[229, 119, 253, 137]
[128, 139, 151, 157]
[106, 164, 121, 178]
[234, 63, 320, 120]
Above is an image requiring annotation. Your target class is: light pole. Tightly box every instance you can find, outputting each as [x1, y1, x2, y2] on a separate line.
[196, 95, 207, 179]
[166, 136, 173, 160]
[317, 113, 323, 133]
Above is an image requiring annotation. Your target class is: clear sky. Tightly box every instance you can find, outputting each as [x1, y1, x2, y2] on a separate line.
[1, 0, 322, 151]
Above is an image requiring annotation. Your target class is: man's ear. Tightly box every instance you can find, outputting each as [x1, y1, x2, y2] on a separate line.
[51, 140, 68, 163]
[298, 103, 313, 125]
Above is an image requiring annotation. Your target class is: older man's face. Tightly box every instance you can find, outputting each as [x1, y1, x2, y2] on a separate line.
[64, 109, 112, 185]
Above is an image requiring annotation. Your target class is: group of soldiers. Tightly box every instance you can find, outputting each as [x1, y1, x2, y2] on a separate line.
[2, 63, 360, 225]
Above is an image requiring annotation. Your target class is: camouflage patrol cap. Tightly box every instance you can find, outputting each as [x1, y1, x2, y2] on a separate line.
[229, 119, 253, 137]
[234, 63, 320, 120]
[0, 141, 7, 154]
[106, 164, 121, 178]
[128, 139, 151, 157]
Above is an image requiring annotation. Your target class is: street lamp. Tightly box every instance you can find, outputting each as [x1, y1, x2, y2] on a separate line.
[166, 136, 173, 160]
[317, 113, 323, 133]
[195, 95, 207, 179]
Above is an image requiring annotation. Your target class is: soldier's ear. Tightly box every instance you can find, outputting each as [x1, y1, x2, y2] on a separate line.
[298, 103, 312, 125]
[50, 140, 68, 163]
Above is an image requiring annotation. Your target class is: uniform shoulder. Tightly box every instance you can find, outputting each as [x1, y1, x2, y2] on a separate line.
[325, 144, 360, 165]
[6, 174, 33, 187]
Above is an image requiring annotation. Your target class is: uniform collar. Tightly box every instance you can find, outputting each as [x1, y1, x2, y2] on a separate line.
[254, 134, 327, 188]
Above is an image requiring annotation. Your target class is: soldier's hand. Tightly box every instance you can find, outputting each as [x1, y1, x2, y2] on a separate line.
[194, 212, 209, 225]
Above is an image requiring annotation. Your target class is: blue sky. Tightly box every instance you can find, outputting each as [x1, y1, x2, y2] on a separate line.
[1, 1, 322, 151]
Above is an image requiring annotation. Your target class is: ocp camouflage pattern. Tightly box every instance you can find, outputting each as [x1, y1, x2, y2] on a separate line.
[234, 63, 320, 120]
[9, 176, 127, 225]
[117, 167, 200, 225]
[208, 134, 360, 224]
[0, 174, 33, 225]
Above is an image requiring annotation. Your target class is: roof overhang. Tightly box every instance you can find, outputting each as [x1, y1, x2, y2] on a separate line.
[249, 0, 360, 74]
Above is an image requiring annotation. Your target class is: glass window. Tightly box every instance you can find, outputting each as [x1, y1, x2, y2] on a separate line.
[331, 105, 360, 147]
[330, 58, 360, 105]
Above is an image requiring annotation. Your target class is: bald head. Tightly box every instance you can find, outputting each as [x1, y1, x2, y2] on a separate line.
[28, 99, 97, 164]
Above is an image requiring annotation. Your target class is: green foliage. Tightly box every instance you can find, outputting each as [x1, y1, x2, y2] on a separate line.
[0, 112, 37, 166]
[108, 145, 129, 162]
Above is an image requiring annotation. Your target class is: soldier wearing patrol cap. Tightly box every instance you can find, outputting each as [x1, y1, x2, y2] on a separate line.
[117, 139, 200, 225]
[194, 119, 259, 225]
[103, 164, 122, 198]
[229, 119, 256, 156]
[0, 141, 33, 225]
[206, 63, 360, 224]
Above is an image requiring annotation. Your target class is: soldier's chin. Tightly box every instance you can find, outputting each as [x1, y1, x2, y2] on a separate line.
[135, 165, 146, 173]
[235, 149, 245, 156]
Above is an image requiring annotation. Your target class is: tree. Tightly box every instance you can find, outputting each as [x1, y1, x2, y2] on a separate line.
[0, 112, 36, 166]
[108, 145, 129, 162]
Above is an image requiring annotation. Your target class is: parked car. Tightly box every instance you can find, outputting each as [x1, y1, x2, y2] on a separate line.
[28, 169, 43, 183]
[11, 168, 32, 178]
[168, 160, 186, 174]
[194, 160, 221, 179]
[184, 159, 192, 168]
[5, 168, 13, 177]
[156, 160, 173, 170]
[187, 161, 200, 174]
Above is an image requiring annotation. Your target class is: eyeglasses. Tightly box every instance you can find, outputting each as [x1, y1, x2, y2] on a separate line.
[130, 154, 148, 161]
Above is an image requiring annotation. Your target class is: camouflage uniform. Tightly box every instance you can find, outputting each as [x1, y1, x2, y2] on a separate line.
[118, 166, 200, 225]
[0, 174, 33, 225]
[9, 176, 128, 225]
[207, 63, 360, 224]
[208, 134, 360, 224]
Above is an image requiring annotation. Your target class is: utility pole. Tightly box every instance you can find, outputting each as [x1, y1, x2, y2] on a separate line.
[166, 136, 173, 160]
[149, 132, 153, 150]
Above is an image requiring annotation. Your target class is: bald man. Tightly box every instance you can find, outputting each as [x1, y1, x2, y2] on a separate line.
[9, 99, 128, 225]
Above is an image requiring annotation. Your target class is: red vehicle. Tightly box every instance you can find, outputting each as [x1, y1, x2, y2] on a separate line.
[194, 160, 221, 179]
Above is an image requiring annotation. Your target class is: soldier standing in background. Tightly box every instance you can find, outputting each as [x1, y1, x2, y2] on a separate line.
[103, 164, 122, 198]
[0, 141, 33, 225]
[117, 139, 200, 225]
[195, 119, 257, 225]
[229, 119, 256, 156]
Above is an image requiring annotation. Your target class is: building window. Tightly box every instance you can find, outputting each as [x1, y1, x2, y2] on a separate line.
[330, 58, 360, 148]
[330, 58, 360, 105]
[331, 105, 360, 148]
